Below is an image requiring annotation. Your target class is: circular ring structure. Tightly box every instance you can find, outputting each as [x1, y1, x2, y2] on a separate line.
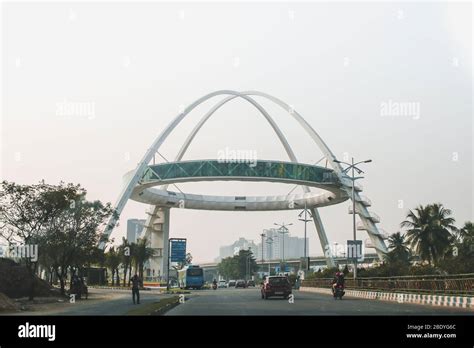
[129, 159, 349, 211]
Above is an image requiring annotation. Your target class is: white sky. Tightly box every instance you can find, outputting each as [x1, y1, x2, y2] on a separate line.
[2, 1, 472, 263]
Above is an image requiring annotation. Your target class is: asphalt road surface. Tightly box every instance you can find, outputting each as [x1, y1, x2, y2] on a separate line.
[166, 287, 473, 316]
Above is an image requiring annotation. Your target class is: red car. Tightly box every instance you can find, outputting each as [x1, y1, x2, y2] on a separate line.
[261, 276, 292, 300]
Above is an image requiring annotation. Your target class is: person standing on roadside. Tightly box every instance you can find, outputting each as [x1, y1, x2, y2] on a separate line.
[131, 273, 142, 304]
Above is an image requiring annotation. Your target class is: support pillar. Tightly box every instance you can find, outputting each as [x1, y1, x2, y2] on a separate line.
[310, 207, 336, 268]
[143, 206, 170, 282]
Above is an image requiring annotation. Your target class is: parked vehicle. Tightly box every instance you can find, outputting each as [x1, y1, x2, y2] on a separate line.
[235, 279, 247, 288]
[247, 280, 255, 287]
[227, 280, 236, 287]
[261, 276, 292, 299]
[218, 280, 227, 288]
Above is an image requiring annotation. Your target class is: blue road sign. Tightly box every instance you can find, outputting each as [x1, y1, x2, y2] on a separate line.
[275, 265, 290, 273]
[347, 240, 363, 261]
[170, 239, 186, 262]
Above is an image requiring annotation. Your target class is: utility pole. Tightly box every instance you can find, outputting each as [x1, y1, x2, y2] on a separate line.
[334, 157, 372, 280]
[298, 201, 312, 271]
[274, 222, 292, 274]
[260, 232, 266, 276]
[266, 237, 273, 276]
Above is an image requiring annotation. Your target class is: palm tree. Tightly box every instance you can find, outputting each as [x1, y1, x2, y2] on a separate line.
[128, 242, 136, 287]
[118, 237, 131, 287]
[401, 203, 456, 265]
[458, 221, 474, 244]
[385, 232, 411, 264]
[133, 237, 156, 281]
[105, 247, 121, 286]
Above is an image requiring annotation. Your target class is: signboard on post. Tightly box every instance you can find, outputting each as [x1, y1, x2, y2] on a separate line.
[346, 240, 364, 262]
[170, 239, 186, 263]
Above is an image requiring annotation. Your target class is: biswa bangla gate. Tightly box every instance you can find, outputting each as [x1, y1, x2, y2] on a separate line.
[101, 91, 388, 280]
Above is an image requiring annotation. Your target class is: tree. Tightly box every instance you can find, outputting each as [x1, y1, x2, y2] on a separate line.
[40, 189, 115, 294]
[441, 221, 474, 274]
[217, 249, 257, 280]
[118, 237, 131, 287]
[457, 221, 474, 244]
[105, 246, 121, 286]
[128, 242, 137, 286]
[401, 203, 456, 266]
[385, 232, 411, 265]
[217, 256, 239, 280]
[132, 237, 156, 280]
[0, 181, 79, 299]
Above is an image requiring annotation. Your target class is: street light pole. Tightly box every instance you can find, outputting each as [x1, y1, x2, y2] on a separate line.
[260, 232, 266, 268]
[266, 237, 273, 276]
[334, 157, 372, 280]
[351, 157, 357, 279]
[298, 201, 313, 271]
[274, 222, 292, 274]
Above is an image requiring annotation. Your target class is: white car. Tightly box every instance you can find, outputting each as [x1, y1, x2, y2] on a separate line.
[218, 280, 227, 288]
[227, 280, 236, 287]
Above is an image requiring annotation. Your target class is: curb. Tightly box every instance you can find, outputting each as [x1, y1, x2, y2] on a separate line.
[299, 287, 474, 309]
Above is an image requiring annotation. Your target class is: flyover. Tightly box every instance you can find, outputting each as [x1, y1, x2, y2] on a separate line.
[131, 159, 348, 211]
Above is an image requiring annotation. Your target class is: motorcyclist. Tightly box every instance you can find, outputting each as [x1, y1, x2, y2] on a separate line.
[212, 279, 217, 289]
[331, 271, 345, 295]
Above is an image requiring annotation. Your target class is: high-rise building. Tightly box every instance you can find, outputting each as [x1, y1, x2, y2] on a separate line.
[256, 228, 309, 261]
[127, 219, 146, 244]
[216, 237, 258, 262]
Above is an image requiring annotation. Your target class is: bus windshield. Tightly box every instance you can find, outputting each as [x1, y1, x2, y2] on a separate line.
[187, 268, 203, 277]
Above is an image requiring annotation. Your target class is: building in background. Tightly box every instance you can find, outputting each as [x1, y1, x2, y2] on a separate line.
[126, 219, 146, 243]
[215, 230, 309, 262]
[255, 228, 309, 261]
[215, 237, 258, 262]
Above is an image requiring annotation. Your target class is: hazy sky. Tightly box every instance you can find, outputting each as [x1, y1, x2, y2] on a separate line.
[2, 1, 472, 263]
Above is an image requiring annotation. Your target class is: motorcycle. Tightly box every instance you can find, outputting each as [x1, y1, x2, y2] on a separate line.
[212, 283, 217, 290]
[333, 284, 345, 300]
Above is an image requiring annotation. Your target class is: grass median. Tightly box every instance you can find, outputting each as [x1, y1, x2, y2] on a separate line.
[126, 296, 181, 316]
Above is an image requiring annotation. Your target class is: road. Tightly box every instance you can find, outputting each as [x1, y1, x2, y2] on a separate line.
[166, 287, 473, 315]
